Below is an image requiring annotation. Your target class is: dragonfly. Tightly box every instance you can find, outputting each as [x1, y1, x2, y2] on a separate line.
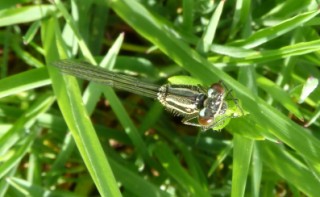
[52, 60, 243, 130]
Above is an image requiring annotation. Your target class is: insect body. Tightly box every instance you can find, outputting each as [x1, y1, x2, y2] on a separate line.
[52, 60, 242, 130]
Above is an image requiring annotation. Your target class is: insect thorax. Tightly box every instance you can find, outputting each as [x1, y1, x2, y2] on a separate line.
[157, 84, 206, 116]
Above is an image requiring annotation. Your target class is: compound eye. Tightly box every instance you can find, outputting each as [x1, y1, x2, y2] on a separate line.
[198, 108, 214, 126]
[210, 82, 224, 94]
[198, 116, 213, 126]
[207, 82, 224, 97]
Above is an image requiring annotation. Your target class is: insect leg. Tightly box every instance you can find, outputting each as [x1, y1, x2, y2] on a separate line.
[182, 115, 203, 127]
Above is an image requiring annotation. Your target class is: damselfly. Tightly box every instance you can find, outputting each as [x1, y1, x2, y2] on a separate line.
[52, 60, 243, 130]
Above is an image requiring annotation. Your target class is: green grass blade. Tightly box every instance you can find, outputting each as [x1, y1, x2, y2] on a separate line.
[210, 39, 320, 64]
[258, 141, 320, 196]
[257, 74, 303, 120]
[231, 135, 253, 197]
[7, 177, 82, 197]
[154, 142, 209, 197]
[42, 17, 121, 197]
[0, 68, 50, 99]
[0, 132, 36, 179]
[0, 94, 54, 156]
[250, 145, 263, 197]
[23, 21, 41, 44]
[229, 0, 252, 39]
[108, 157, 171, 197]
[54, 0, 95, 63]
[196, 0, 225, 53]
[262, 0, 313, 18]
[236, 10, 320, 49]
[0, 5, 56, 27]
[208, 142, 233, 176]
[44, 133, 75, 186]
[0, 166, 16, 197]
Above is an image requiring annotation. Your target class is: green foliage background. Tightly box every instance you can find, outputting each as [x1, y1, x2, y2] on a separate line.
[1, 0, 320, 196]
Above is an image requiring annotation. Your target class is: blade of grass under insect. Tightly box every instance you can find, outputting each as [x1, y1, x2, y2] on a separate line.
[0, 68, 50, 99]
[42, 17, 121, 197]
[110, 0, 320, 179]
